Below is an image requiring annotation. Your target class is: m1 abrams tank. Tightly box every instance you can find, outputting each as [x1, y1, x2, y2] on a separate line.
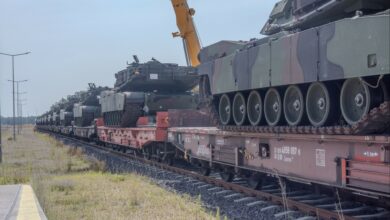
[101, 56, 199, 127]
[198, 0, 390, 134]
[73, 84, 108, 127]
[115, 56, 198, 92]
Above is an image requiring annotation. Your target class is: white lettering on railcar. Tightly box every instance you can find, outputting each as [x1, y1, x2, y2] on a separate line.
[273, 145, 301, 163]
[363, 151, 379, 157]
[216, 138, 224, 145]
[150, 73, 158, 79]
[316, 149, 326, 167]
[197, 144, 211, 157]
[192, 134, 200, 140]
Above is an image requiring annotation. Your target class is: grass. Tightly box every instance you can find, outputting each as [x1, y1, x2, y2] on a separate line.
[0, 126, 216, 220]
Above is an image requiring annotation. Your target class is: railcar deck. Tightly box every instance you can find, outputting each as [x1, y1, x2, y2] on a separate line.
[167, 126, 390, 196]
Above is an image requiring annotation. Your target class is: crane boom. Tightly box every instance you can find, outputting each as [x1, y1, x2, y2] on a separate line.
[171, 0, 201, 67]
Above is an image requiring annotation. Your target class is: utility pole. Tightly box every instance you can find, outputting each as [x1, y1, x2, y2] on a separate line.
[7, 79, 28, 136]
[18, 99, 27, 134]
[16, 82, 27, 134]
[0, 52, 31, 141]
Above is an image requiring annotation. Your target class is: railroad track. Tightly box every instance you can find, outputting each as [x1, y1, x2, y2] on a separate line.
[40, 130, 389, 220]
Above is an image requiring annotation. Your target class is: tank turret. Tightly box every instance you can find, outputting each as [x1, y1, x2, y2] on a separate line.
[101, 56, 199, 127]
[261, 0, 390, 35]
[114, 56, 198, 93]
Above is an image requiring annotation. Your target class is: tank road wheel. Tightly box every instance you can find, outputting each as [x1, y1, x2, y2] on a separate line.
[232, 92, 247, 126]
[283, 85, 305, 126]
[306, 82, 333, 127]
[340, 78, 372, 125]
[247, 90, 263, 126]
[264, 88, 283, 126]
[219, 94, 232, 125]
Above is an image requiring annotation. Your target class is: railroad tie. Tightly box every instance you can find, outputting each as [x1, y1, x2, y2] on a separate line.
[207, 187, 222, 192]
[295, 216, 317, 220]
[192, 182, 205, 187]
[260, 205, 280, 212]
[197, 184, 213, 189]
[223, 193, 242, 199]
[233, 197, 256, 203]
[354, 211, 390, 219]
[246, 200, 267, 207]
[274, 210, 300, 218]
[215, 190, 234, 196]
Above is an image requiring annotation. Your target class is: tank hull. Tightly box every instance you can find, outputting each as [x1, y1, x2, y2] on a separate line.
[201, 12, 389, 94]
[100, 91, 198, 127]
[199, 10, 390, 130]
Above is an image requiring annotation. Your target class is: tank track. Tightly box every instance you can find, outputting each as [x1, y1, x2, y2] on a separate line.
[103, 103, 143, 127]
[199, 76, 390, 135]
[218, 101, 390, 135]
[120, 103, 144, 127]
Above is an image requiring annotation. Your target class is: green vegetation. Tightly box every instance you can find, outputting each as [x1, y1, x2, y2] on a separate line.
[0, 126, 216, 220]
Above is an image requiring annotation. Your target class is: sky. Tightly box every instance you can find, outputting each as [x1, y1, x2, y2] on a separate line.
[0, 0, 278, 117]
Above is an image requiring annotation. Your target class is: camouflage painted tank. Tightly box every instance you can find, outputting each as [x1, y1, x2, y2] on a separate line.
[101, 56, 198, 127]
[199, 0, 390, 133]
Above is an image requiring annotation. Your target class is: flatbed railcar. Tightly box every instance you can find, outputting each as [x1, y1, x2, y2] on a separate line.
[36, 109, 390, 200]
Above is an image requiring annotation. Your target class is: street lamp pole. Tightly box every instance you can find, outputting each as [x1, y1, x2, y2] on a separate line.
[0, 52, 30, 141]
[12, 56, 15, 140]
[7, 79, 28, 136]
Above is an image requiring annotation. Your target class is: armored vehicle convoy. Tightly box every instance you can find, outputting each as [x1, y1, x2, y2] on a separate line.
[198, 0, 390, 134]
[101, 56, 199, 127]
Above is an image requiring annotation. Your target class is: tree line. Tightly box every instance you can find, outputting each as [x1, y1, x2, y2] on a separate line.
[0, 116, 36, 125]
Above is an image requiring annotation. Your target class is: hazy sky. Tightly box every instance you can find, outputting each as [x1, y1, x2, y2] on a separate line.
[0, 0, 278, 117]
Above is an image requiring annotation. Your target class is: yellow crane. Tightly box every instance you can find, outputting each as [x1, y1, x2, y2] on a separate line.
[171, 0, 201, 67]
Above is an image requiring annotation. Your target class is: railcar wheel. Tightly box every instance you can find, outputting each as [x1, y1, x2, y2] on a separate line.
[306, 82, 332, 127]
[163, 156, 174, 166]
[220, 171, 234, 182]
[200, 167, 210, 176]
[264, 88, 283, 126]
[340, 78, 371, 125]
[200, 165, 211, 176]
[247, 173, 263, 190]
[247, 90, 263, 126]
[143, 149, 151, 160]
[284, 85, 305, 126]
[232, 92, 247, 126]
[219, 94, 232, 125]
